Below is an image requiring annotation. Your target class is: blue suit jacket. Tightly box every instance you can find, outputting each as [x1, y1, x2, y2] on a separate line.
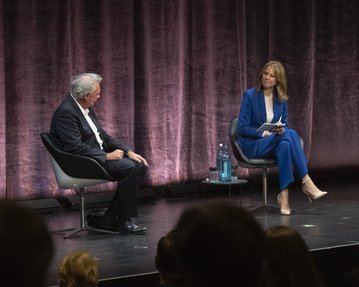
[50, 95, 130, 166]
[237, 87, 288, 158]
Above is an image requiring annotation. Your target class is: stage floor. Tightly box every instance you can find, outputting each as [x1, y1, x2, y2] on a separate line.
[41, 177, 359, 287]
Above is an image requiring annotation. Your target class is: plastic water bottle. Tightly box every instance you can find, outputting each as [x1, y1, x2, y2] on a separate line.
[221, 145, 231, 182]
[216, 143, 224, 181]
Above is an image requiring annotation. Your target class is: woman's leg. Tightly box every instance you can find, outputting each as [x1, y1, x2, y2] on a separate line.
[254, 129, 307, 191]
[283, 129, 308, 179]
[276, 130, 326, 201]
[275, 129, 308, 190]
[275, 140, 295, 191]
[278, 188, 291, 215]
[302, 175, 327, 201]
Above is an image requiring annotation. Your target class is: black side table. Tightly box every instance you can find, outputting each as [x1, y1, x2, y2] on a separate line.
[201, 178, 248, 203]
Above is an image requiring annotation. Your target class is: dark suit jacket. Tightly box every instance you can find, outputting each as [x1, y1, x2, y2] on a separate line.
[50, 95, 130, 166]
[237, 87, 288, 157]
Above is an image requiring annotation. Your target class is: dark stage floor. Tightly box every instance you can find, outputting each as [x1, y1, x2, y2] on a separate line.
[37, 177, 359, 287]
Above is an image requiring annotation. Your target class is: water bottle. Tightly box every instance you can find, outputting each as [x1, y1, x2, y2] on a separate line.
[221, 145, 231, 182]
[216, 143, 224, 181]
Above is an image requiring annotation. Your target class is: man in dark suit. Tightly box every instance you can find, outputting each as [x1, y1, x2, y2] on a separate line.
[50, 73, 148, 235]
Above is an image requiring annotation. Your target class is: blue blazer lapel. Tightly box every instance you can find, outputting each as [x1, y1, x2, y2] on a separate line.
[272, 90, 282, 122]
[258, 90, 267, 123]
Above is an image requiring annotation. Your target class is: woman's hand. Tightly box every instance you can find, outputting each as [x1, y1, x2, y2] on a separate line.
[263, 126, 284, 137]
[263, 131, 272, 137]
[271, 127, 285, 134]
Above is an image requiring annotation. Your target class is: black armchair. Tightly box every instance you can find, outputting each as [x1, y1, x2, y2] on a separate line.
[40, 132, 116, 239]
[229, 117, 277, 209]
[229, 117, 303, 210]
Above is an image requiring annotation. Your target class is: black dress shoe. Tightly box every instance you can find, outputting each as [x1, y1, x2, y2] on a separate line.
[55, 197, 72, 211]
[119, 220, 147, 235]
[97, 209, 118, 231]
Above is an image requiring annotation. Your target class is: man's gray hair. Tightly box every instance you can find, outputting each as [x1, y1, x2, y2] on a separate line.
[71, 73, 102, 100]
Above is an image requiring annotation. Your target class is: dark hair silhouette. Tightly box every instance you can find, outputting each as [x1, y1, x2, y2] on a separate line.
[265, 225, 324, 287]
[155, 230, 180, 286]
[0, 200, 54, 287]
[173, 201, 266, 287]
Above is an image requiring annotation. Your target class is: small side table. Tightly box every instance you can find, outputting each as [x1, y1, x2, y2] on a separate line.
[201, 178, 248, 203]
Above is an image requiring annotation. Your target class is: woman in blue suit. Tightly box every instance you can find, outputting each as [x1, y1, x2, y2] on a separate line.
[237, 61, 327, 215]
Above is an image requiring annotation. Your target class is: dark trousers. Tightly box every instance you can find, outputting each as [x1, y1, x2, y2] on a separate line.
[104, 157, 147, 219]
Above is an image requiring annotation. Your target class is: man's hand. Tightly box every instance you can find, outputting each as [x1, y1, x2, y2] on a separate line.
[127, 150, 149, 166]
[106, 149, 124, 161]
[106, 149, 149, 166]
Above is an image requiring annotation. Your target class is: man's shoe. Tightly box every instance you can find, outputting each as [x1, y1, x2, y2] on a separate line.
[119, 220, 147, 235]
[55, 197, 72, 211]
[97, 209, 118, 231]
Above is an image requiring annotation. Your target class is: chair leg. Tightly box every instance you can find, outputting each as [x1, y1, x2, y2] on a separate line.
[63, 188, 118, 239]
[261, 167, 280, 209]
[63, 187, 86, 239]
[248, 167, 280, 212]
[262, 167, 268, 206]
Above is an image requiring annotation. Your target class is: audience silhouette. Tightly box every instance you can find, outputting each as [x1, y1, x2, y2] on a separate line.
[58, 249, 99, 287]
[172, 201, 266, 287]
[0, 200, 54, 287]
[155, 230, 180, 286]
[265, 225, 325, 287]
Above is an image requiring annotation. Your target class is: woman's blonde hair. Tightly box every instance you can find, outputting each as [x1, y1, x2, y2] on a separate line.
[256, 61, 288, 101]
[58, 250, 98, 287]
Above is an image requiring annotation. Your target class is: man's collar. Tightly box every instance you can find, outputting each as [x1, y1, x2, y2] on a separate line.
[71, 94, 89, 115]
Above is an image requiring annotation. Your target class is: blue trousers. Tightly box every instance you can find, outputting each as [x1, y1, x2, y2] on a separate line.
[253, 129, 308, 191]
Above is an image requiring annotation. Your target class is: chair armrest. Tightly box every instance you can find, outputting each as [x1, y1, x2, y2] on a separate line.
[41, 132, 114, 181]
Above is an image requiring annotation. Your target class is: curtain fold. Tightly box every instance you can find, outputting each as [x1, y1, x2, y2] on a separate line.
[310, 0, 359, 168]
[268, 0, 317, 157]
[1, 0, 359, 199]
[0, 0, 6, 197]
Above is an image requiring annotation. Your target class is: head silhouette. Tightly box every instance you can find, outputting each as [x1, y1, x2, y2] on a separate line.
[173, 201, 265, 287]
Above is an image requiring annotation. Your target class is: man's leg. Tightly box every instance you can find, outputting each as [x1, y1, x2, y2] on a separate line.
[99, 158, 147, 234]
[55, 196, 72, 211]
[108, 160, 147, 219]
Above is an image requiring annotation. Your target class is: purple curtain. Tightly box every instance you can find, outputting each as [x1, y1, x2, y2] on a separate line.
[1, 0, 359, 200]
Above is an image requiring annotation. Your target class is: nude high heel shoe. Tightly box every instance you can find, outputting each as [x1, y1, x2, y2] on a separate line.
[302, 177, 327, 203]
[277, 192, 291, 215]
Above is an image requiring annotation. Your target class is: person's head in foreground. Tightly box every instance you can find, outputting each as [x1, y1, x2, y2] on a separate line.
[58, 249, 98, 287]
[173, 201, 266, 287]
[0, 200, 54, 287]
[265, 225, 324, 287]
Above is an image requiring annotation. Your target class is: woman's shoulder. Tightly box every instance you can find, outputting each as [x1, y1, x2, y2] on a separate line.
[243, 87, 259, 98]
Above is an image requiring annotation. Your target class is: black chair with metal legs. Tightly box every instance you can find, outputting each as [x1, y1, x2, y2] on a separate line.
[229, 117, 277, 210]
[229, 117, 304, 211]
[40, 132, 117, 239]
